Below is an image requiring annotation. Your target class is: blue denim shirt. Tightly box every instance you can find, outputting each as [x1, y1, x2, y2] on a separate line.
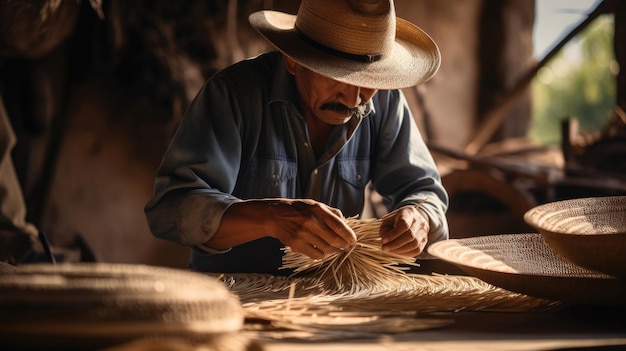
[144, 51, 448, 274]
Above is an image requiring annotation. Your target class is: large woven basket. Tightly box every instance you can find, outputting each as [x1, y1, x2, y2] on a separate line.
[427, 233, 626, 306]
[524, 195, 626, 277]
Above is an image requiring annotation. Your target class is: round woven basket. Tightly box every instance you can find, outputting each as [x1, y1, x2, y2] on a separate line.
[524, 195, 626, 278]
[0, 263, 245, 350]
[428, 233, 626, 306]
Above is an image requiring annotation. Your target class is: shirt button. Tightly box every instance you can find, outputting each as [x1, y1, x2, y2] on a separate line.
[272, 173, 278, 181]
[313, 169, 319, 175]
[303, 142, 310, 148]
[356, 174, 362, 181]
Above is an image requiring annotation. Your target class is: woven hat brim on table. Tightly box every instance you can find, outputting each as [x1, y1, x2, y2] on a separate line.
[0, 263, 252, 351]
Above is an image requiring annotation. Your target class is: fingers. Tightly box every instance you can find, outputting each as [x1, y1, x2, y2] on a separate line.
[287, 238, 326, 259]
[271, 199, 356, 259]
[291, 200, 356, 249]
[379, 206, 429, 257]
[284, 226, 349, 259]
[383, 230, 427, 256]
[313, 206, 357, 248]
[381, 222, 426, 253]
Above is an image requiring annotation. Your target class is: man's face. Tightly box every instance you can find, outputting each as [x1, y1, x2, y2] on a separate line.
[284, 57, 378, 125]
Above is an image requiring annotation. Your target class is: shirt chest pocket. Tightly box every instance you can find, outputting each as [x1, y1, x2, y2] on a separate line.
[337, 159, 370, 189]
[240, 157, 298, 198]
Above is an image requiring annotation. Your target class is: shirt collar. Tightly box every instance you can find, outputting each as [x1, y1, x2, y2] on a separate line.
[269, 60, 300, 108]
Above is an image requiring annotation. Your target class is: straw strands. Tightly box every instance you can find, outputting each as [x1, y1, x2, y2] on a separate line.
[219, 273, 559, 320]
[211, 208, 561, 339]
[281, 216, 419, 292]
[215, 273, 561, 339]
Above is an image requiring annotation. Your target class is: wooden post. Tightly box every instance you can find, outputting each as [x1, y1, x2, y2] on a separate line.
[616, 0, 626, 111]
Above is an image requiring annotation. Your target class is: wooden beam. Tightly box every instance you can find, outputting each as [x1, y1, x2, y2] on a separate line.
[616, 0, 626, 111]
[464, 0, 615, 155]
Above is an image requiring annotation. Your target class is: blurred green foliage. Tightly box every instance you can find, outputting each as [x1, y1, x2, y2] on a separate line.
[529, 15, 617, 146]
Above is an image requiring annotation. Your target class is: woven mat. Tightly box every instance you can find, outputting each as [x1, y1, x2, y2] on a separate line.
[212, 272, 561, 340]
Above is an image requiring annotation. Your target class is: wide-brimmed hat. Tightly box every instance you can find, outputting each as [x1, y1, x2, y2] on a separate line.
[249, 0, 441, 90]
[0, 263, 249, 349]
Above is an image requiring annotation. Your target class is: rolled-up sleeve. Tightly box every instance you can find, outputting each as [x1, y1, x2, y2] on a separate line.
[144, 78, 244, 250]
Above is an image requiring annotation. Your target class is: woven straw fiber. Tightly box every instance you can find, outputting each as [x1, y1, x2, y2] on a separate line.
[428, 233, 626, 306]
[0, 263, 251, 351]
[211, 216, 561, 340]
[215, 271, 559, 340]
[524, 196, 626, 277]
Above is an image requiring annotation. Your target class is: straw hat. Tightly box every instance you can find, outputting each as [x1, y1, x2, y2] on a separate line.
[0, 263, 252, 350]
[249, 0, 441, 90]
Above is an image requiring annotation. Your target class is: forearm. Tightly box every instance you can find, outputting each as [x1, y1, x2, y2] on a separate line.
[207, 198, 357, 259]
[204, 200, 274, 249]
[145, 189, 239, 248]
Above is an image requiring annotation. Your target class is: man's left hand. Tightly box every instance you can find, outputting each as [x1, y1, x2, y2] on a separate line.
[379, 205, 430, 257]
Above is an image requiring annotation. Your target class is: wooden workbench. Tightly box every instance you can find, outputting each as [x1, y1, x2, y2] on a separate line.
[254, 306, 626, 351]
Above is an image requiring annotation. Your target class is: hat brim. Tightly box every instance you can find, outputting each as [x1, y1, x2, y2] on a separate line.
[249, 10, 441, 90]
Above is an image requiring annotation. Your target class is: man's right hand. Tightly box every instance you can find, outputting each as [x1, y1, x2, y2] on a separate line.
[204, 198, 356, 259]
[264, 199, 356, 259]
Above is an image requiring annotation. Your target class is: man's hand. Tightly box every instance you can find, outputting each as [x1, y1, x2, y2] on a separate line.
[266, 199, 357, 259]
[379, 205, 430, 257]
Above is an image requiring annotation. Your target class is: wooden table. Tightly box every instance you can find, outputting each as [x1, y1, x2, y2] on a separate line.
[254, 306, 626, 351]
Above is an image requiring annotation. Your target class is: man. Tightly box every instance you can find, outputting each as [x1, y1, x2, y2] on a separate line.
[145, 0, 449, 275]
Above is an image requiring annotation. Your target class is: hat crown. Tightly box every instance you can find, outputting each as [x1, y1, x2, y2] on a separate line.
[295, 0, 396, 57]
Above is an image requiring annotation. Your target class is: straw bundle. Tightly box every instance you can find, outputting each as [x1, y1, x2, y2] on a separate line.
[281, 216, 419, 292]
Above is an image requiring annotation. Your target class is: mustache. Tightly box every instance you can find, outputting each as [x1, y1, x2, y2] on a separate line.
[320, 102, 368, 117]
